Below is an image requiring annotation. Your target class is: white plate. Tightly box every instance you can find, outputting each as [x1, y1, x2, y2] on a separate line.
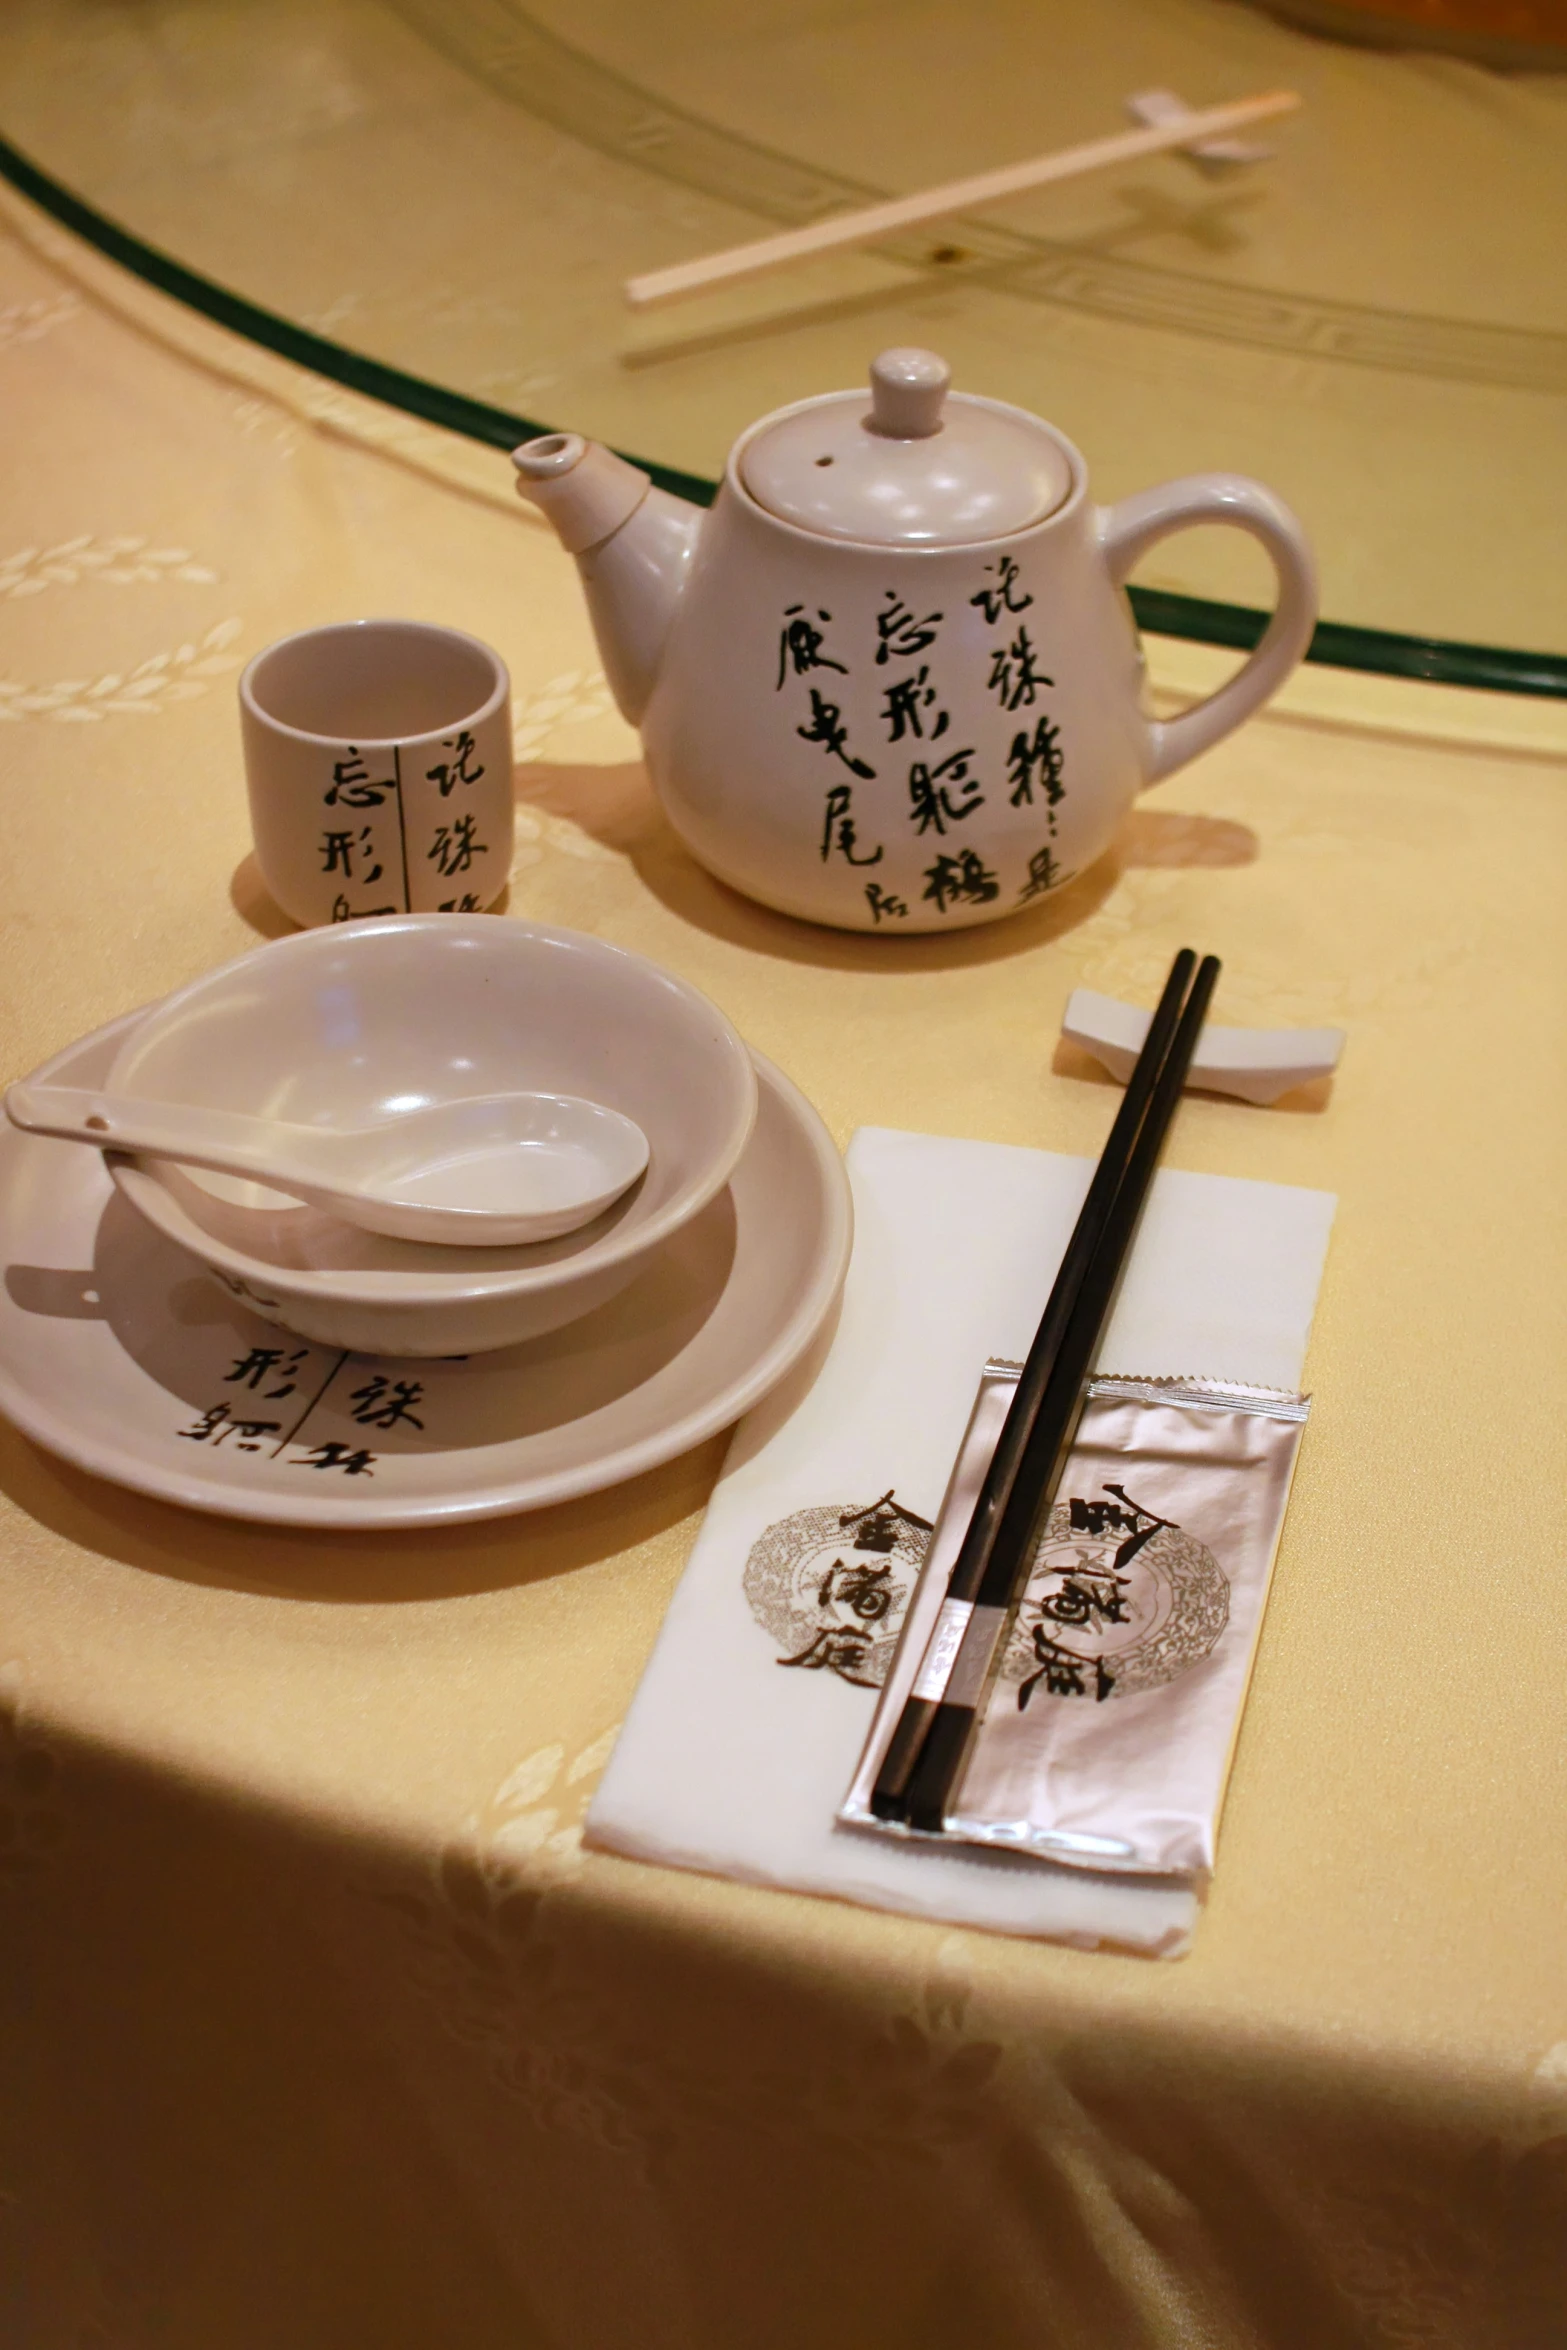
[0, 1016, 851, 1528]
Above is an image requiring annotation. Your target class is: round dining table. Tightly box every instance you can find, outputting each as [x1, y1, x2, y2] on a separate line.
[0, 3, 1564, 2343]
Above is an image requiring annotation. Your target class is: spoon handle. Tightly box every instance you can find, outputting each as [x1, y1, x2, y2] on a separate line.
[3, 1082, 329, 1192]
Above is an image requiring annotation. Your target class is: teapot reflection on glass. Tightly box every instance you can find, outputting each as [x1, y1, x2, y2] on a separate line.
[513, 349, 1316, 935]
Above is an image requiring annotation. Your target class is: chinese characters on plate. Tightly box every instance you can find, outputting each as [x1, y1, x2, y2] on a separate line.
[176, 1334, 438, 1478]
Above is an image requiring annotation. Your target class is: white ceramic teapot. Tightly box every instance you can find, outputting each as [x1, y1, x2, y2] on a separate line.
[513, 350, 1316, 934]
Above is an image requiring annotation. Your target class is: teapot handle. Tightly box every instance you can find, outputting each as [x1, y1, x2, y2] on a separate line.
[1097, 475, 1317, 787]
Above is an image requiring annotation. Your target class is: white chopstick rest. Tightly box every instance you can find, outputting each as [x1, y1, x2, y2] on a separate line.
[1124, 88, 1275, 167]
[1062, 988, 1344, 1106]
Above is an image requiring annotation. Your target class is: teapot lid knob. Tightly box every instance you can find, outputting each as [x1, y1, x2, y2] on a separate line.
[738, 348, 1074, 543]
[867, 348, 949, 440]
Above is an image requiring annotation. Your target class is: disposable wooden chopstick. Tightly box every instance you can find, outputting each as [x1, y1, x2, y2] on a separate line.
[624, 92, 1299, 310]
[873, 950, 1222, 1833]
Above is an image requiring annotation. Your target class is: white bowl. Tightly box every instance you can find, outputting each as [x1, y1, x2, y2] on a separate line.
[106, 915, 758, 1355]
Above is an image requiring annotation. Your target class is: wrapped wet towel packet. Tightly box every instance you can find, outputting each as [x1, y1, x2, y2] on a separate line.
[587, 1127, 1335, 1956]
[841, 1367, 1311, 1881]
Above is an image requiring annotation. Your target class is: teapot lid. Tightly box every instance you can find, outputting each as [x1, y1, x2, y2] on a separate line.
[738, 349, 1072, 547]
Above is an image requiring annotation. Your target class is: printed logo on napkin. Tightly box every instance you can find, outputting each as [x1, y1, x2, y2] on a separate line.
[744, 1492, 933, 1688]
[996, 1485, 1229, 1706]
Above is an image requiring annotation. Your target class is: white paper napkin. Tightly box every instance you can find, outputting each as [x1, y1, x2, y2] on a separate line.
[587, 1128, 1335, 1956]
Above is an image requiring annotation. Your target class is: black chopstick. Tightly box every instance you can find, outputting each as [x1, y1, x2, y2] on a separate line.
[868, 947, 1198, 1822]
[869, 948, 1220, 1830]
[899, 952, 1221, 1832]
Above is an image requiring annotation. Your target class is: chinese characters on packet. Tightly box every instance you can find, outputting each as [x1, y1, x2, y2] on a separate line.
[775, 558, 1069, 924]
[1017, 1486, 1179, 1706]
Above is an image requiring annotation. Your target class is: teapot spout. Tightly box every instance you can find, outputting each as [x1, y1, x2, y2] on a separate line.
[512, 435, 701, 724]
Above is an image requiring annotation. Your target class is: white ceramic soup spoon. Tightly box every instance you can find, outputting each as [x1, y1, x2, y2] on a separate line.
[3, 1081, 650, 1247]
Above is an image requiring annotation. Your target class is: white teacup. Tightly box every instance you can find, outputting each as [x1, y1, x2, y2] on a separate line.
[240, 619, 514, 928]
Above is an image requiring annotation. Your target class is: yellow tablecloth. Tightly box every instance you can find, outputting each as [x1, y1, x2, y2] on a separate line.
[2, 183, 1565, 2349]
